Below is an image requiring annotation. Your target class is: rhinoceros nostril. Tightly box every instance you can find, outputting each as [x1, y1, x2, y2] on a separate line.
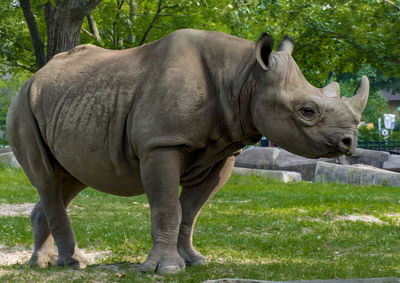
[342, 137, 352, 148]
[337, 136, 354, 156]
[339, 137, 354, 153]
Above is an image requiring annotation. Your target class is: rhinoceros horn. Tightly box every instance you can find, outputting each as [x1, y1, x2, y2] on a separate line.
[345, 75, 370, 116]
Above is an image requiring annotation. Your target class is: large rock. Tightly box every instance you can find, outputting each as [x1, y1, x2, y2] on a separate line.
[0, 147, 12, 154]
[232, 167, 301, 183]
[342, 148, 390, 168]
[235, 147, 393, 181]
[315, 161, 400, 186]
[0, 147, 20, 168]
[383, 154, 400, 173]
[234, 147, 335, 181]
[234, 147, 281, 170]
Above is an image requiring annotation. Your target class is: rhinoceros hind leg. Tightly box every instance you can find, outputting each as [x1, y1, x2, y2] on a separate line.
[178, 155, 235, 266]
[7, 85, 89, 268]
[30, 174, 88, 269]
[29, 200, 57, 268]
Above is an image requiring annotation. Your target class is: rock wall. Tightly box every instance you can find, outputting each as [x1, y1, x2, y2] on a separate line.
[235, 147, 398, 181]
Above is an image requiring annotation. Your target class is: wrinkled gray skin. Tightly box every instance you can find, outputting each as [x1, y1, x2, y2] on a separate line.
[7, 29, 369, 274]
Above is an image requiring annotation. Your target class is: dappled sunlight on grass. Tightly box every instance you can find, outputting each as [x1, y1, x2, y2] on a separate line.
[0, 168, 399, 281]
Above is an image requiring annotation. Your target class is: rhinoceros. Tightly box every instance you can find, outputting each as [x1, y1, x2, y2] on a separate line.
[7, 29, 369, 273]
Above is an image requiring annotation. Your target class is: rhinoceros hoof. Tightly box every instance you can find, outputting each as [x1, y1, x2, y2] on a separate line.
[55, 251, 90, 269]
[182, 253, 207, 266]
[140, 253, 185, 274]
[188, 255, 207, 266]
[29, 251, 57, 268]
[178, 247, 207, 266]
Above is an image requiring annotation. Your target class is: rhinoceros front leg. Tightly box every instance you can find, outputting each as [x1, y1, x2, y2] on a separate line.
[139, 148, 185, 274]
[33, 176, 88, 269]
[178, 155, 235, 266]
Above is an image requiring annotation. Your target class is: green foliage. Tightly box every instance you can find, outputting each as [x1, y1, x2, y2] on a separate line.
[0, 2, 37, 74]
[336, 65, 392, 123]
[0, 167, 37, 204]
[357, 125, 381, 142]
[0, 71, 30, 146]
[2, 0, 399, 79]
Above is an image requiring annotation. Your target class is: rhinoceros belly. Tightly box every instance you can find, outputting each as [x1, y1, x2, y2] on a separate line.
[55, 145, 144, 197]
[51, 133, 144, 196]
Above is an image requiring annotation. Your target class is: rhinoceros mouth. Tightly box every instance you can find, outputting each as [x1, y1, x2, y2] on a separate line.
[320, 131, 356, 157]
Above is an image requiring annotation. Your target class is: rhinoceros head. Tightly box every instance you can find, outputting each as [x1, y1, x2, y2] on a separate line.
[251, 34, 369, 158]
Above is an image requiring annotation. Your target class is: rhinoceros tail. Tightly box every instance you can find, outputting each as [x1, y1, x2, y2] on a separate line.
[7, 79, 55, 188]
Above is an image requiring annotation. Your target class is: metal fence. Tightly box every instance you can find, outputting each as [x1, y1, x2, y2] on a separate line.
[357, 141, 400, 154]
[260, 138, 400, 155]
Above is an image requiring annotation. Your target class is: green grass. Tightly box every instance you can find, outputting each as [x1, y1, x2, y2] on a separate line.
[0, 167, 399, 282]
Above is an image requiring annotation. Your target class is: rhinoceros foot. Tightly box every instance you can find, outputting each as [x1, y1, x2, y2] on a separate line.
[55, 248, 90, 269]
[29, 250, 57, 268]
[140, 246, 185, 274]
[178, 246, 207, 266]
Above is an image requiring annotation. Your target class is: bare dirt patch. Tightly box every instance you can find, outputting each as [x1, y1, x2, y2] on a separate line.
[298, 214, 388, 225]
[334, 215, 386, 224]
[0, 270, 11, 277]
[0, 246, 112, 266]
[0, 203, 35, 217]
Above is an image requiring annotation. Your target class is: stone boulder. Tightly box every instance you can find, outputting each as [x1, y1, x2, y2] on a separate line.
[234, 147, 335, 181]
[341, 148, 390, 168]
[383, 154, 400, 173]
[235, 147, 393, 181]
[0, 147, 12, 154]
[0, 147, 20, 168]
[315, 161, 400, 187]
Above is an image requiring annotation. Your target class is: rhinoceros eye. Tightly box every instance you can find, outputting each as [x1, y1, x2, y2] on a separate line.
[300, 107, 315, 118]
[295, 103, 320, 125]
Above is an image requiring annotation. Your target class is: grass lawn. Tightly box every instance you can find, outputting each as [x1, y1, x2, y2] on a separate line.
[0, 166, 399, 282]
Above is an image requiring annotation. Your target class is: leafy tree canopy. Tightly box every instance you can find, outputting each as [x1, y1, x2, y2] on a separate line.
[0, 0, 399, 143]
[1, 0, 399, 80]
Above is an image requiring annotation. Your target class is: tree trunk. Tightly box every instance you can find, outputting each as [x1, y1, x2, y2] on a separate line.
[19, 0, 46, 69]
[44, 0, 102, 62]
[20, 0, 102, 69]
[45, 2, 83, 61]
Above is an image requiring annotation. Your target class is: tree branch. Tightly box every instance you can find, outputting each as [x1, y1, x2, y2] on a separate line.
[129, 0, 137, 43]
[112, 0, 125, 49]
[138, 0, 163, 46]
[159, 6, 185, 17]
[19, 0, 46, 69]
[129, 0, 137, 20]
[86, 13, 102, 44]
[70, 0, 104, 19]
[160, 4, 179, 10]
[383, 0, 400, 11]
[2, 60, 36, 73]
[384, 56, 400, 64]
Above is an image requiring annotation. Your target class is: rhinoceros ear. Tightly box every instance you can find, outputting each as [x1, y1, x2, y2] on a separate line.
[322, 82, 341, 98]
[277, 35, 294, 55]
[256, 33, 274, 71]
